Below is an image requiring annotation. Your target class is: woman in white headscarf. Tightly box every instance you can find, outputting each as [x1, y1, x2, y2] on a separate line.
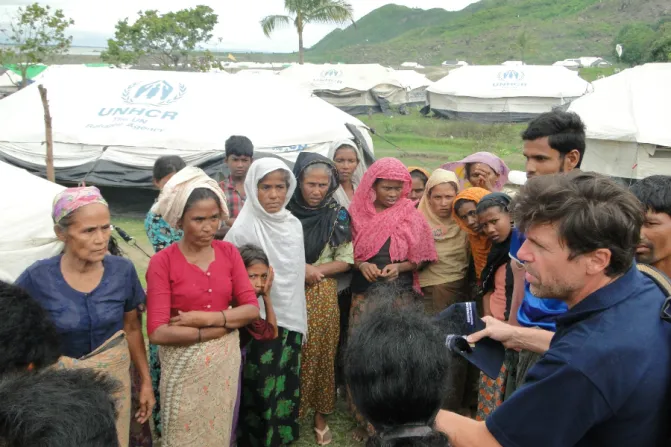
[328, 140, 367, 209]
[225, 158, 307, 447]
[146, 167, 260, 447]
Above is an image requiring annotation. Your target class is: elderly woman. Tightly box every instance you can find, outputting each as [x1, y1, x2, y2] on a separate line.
[442, 152, 510, 193]
[225, 158, 308, 447]
[328, 140, 367, 208]
[346, 303, 452, 447]
[418, 169, 470, 315]
[146, 167, 259, 447]
[15, 186, 154, 447]
[287, 153, 353, 445]
[348, 157, 437, 440]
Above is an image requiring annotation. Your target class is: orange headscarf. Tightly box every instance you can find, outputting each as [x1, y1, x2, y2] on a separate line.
[452, 187, 492, 281]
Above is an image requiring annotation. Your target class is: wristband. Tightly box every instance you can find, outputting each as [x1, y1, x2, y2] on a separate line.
[197, 328, 202, 343]
[221, 310, 228, 329]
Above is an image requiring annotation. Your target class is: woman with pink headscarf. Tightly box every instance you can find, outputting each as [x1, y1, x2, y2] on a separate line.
[442, 152, 510, 192]
[347, 157, 437, 441]
[16, 186, 154, 447]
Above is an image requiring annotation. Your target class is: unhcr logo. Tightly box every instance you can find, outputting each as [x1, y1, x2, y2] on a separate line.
[122, 80, 187, 106]
[320, 68, 343, 78]
[493, 70, 527, 88]
[497, 70, 525, 82]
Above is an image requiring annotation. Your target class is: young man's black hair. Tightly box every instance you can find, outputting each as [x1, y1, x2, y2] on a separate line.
[0, 369, 120, 447]
[225, 135, 254, 159]
[521, 111, 586, 177]
[0, 281, 61, 374]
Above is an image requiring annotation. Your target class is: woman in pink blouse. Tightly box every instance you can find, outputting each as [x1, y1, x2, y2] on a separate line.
[146, 167, 259, 447]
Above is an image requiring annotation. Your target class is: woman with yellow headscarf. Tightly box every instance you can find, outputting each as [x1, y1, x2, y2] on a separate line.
[417, 169, 470, 314]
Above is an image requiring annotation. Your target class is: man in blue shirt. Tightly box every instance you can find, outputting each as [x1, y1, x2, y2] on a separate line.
[437, 172, 671, 446]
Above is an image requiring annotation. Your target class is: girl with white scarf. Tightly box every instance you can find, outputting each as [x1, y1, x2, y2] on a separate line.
[225, 158, 307, 447]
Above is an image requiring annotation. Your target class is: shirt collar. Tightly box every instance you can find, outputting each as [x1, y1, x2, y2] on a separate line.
[226, 176, 236, 191]
[556, 263, 638, 327]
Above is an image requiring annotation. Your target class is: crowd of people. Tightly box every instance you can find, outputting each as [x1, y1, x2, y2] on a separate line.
[1, 109, 671, 447]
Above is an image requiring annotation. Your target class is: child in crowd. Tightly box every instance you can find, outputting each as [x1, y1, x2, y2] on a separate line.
[232, 244, 278, 446]
[476, 193, 514, 321]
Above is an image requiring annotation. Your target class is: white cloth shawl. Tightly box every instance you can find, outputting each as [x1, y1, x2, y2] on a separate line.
[225, 158, 308, 336]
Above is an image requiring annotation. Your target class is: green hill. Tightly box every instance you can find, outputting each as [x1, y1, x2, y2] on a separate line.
[302, 0, 670, 65]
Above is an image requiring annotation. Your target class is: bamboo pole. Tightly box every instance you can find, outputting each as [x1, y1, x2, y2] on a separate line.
[37, 84, 55, 183]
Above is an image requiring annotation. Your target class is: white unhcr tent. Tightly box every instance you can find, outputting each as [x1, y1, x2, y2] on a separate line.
[0, 161, 65, 282]
[568, 63, 671, 180]
[427, 65, 592, 123]
[394, 70, 433, 106]
[279, 63, 407, 114]
[0, 67, 373, 187]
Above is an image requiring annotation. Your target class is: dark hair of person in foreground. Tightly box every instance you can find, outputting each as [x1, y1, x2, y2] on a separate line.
[0, 281, 61, 375]
[512, 171, 644, 277]
[0, 369, 121, 447]
[346, 303, 452, 447]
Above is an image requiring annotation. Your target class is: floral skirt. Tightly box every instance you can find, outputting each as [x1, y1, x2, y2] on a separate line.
[148, 343, 162, 437]
[160, 331, 241, 447]
[238, 327, 303, 447]
[299, 278, 340, 417]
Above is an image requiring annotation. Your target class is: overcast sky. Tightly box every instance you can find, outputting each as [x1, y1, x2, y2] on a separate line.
[0, 0, 478, 52]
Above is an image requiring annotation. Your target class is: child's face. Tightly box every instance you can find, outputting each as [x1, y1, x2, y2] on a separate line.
[247, 262, 269, 295]
[478, 207, 512, 243]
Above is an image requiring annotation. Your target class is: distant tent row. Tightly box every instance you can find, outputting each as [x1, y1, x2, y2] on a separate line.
[427, 65, 592, 123]
[0, 66, 374, 188]
[279, 64, 432, 114]
[568, 63, 671, 181]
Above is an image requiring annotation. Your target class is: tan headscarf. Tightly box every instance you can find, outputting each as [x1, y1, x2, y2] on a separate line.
[418, 169, 469, 287]
[153, 166, 229, 228]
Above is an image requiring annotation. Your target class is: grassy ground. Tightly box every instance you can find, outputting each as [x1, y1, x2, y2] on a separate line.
[359, 110, 526, 171]
[111, 113, 526, 446]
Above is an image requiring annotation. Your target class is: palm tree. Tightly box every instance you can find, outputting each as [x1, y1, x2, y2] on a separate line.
[261, 0, 354, 64]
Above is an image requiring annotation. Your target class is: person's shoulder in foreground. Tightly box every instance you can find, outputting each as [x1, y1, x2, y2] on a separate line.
[487, 263, 671, 447]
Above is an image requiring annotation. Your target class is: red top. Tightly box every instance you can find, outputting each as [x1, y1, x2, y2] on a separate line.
[146, 240, 259, 335]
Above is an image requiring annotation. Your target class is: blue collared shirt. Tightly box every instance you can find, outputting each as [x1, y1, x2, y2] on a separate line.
[487, 264, 671, 447]
[16, 255, 145, 359]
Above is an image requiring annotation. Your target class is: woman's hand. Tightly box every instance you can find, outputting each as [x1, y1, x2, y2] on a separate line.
[263, 266, 275, 297]
[169, 310, 219, 328]
[305, 264, 325, 285]
[359, 262, 381, 283]
[135, 382, 156, 424]
[471, 165, 497, 191]
[380, 264, 400, 281]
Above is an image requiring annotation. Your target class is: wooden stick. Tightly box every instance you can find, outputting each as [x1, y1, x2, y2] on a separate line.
[38, 84, 55, 183]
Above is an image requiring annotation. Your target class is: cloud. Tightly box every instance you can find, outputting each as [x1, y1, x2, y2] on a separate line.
[0, 0, 478, 52]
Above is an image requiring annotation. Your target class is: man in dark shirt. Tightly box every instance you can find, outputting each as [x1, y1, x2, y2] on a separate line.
[631, 175, 671, 278]
[437, 172, 671, 447]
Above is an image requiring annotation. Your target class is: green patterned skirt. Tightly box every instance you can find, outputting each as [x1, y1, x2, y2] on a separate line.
[238, 327, 303, 447]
